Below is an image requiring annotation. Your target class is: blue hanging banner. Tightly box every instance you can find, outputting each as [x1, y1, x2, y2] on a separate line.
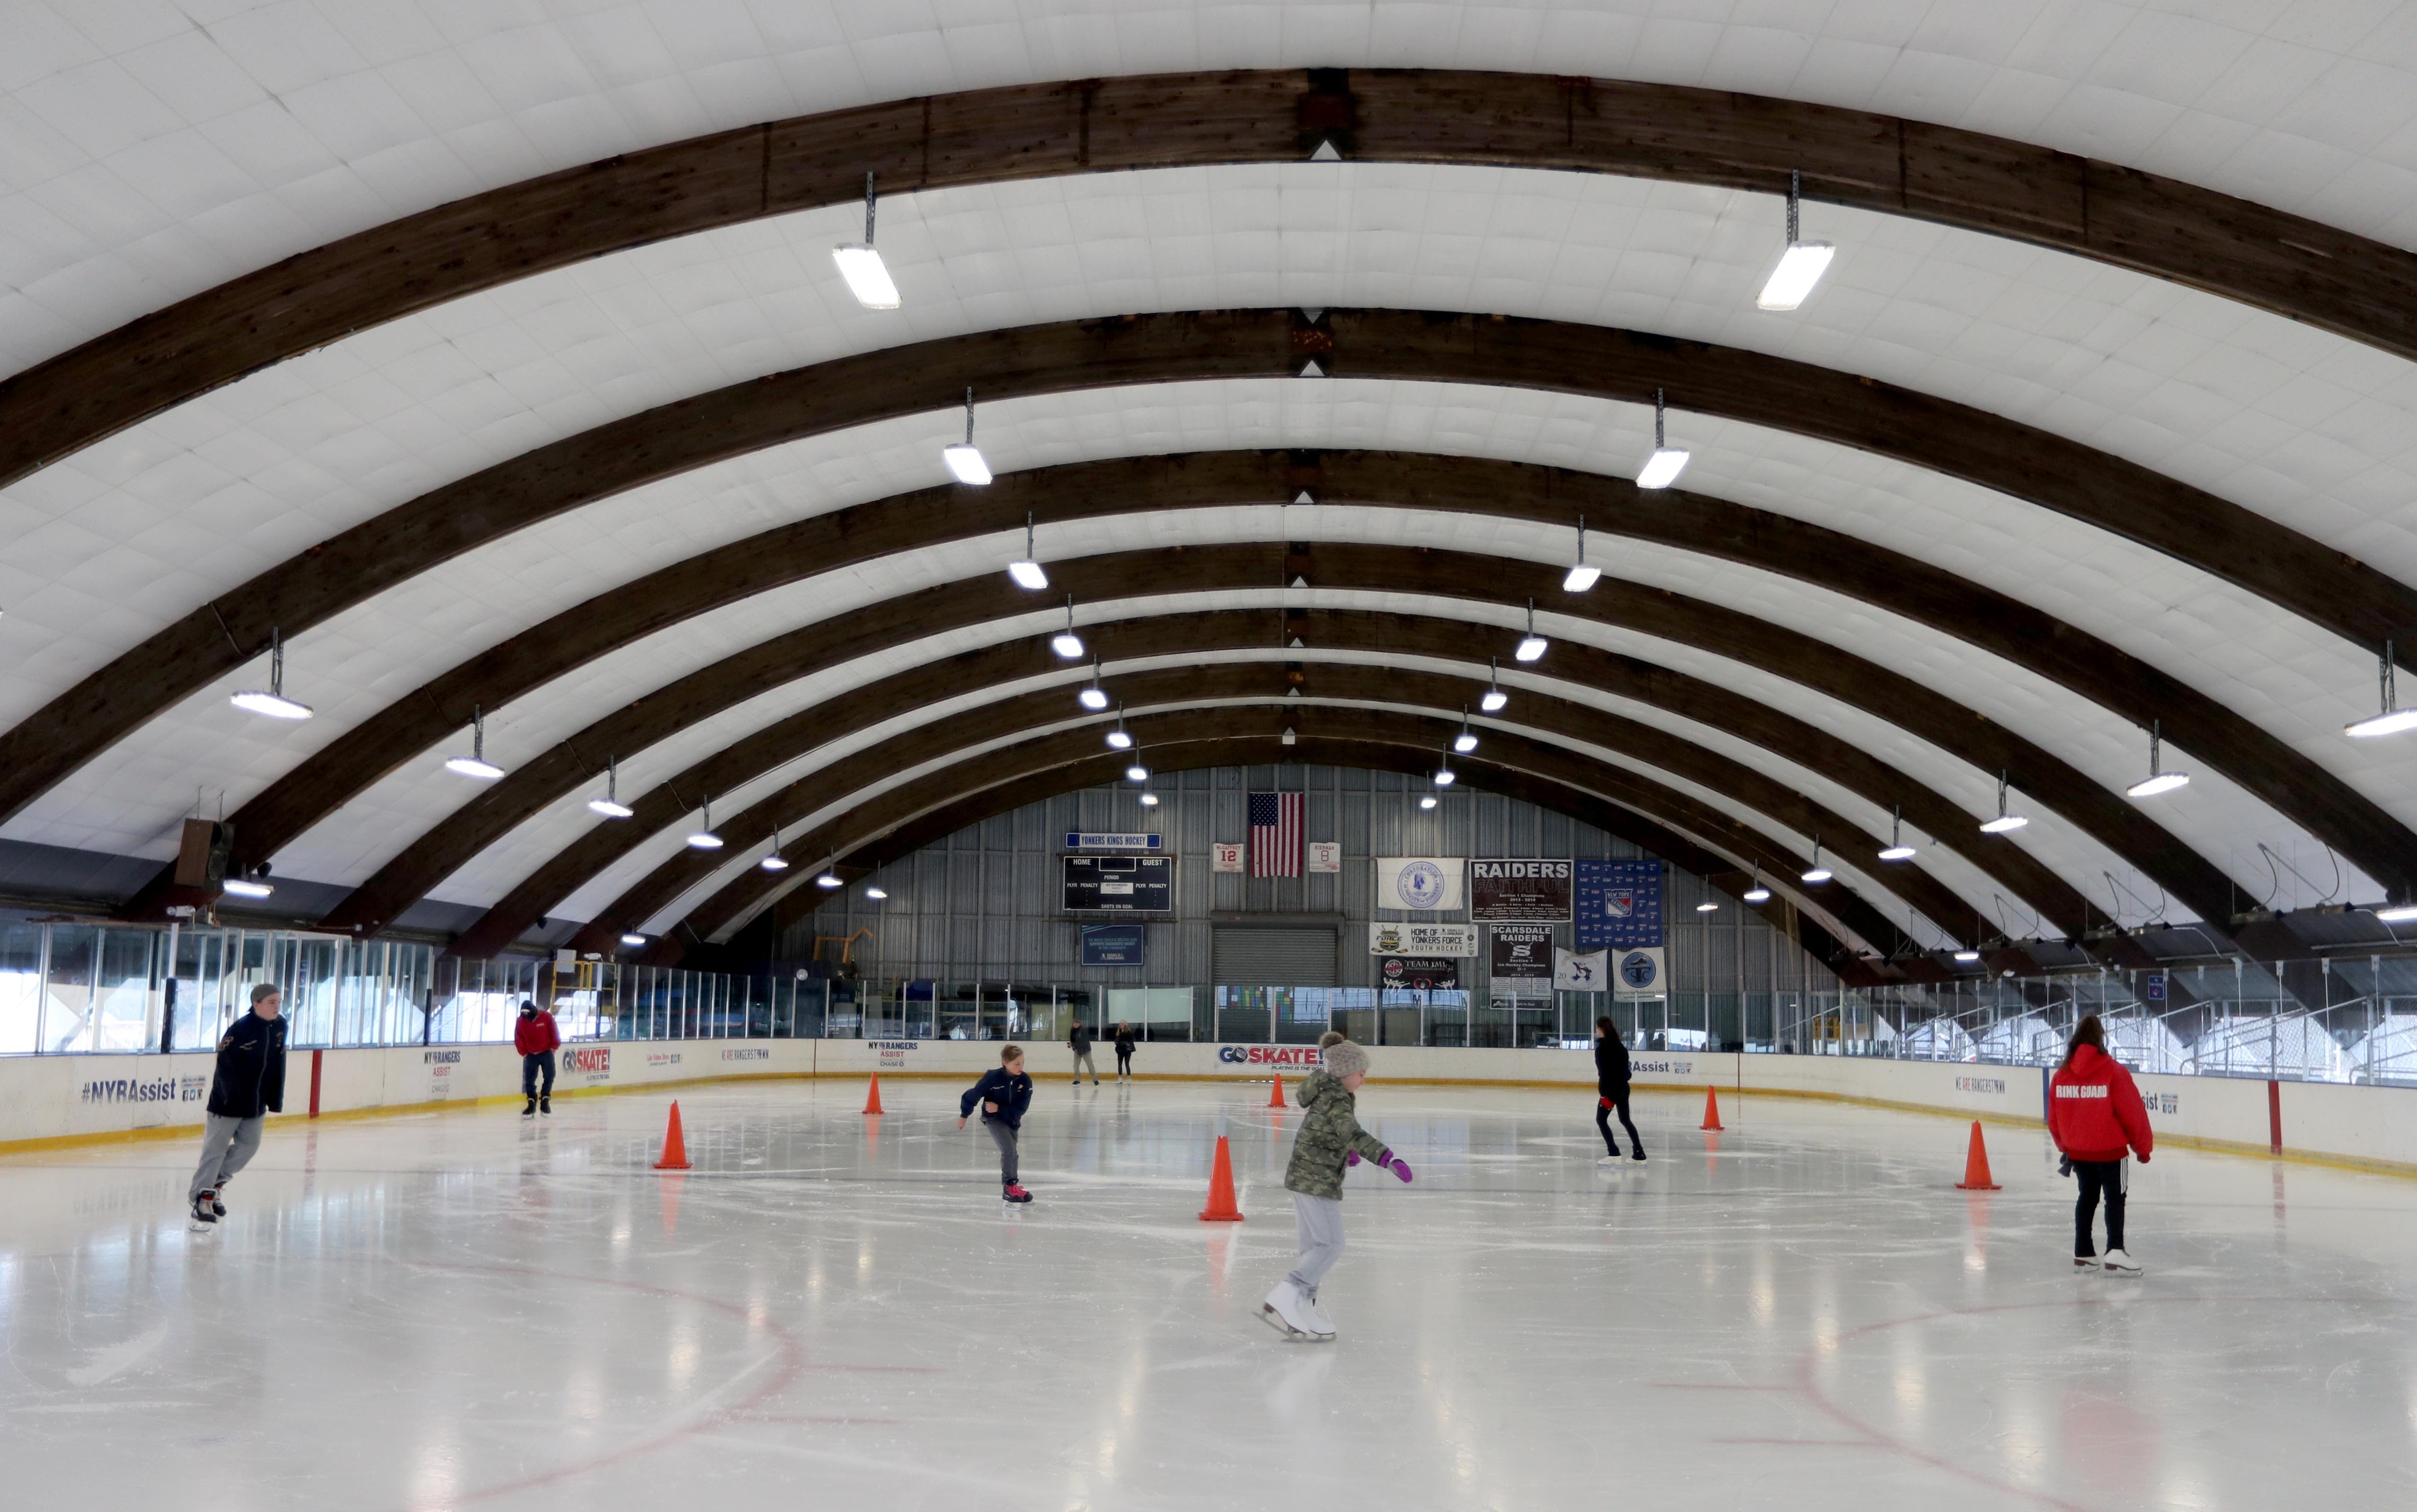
[1575, 860, 1663, 950]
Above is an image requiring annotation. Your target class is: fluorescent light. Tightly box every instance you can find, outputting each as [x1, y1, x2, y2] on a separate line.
[1125, 763, 1149, 783]
[620, 933, 647, 947]
[1756, 242, 1834, 311]
[864, 887, 888, 901]
[2126, 771, 2190, 798]
[816, 873, 843, 888]
[1877, 844, 1916, 861]
[1562, 563, 1601, 592]
[231, 690, 313, 720]
[1078, 686, 1109, 710]
[1978, 814, 2028, 834]
[1696, 901, 1719, 913]
[2349, 708, 2417, 738]
[1105, 729, 1133, 750]
[2375, 903, 2417, 923]
[1480, 687, 1507, 712]
[445, 756, 504, 780]
[760, 854, 789, 871]
[1801, 866, 1831, 883]
[1514, 635, 1547, 662]
[1953, 949, 1982, 963]
[831, 244, 900, 308]
[1453, 731, 1478, 754]
[1138, 791, 1160, 807]
[942, 443, 992, 485]
[1636, 448, 1689, 490]
[588, 798, 634, 818]
[686, 831, 723, 850]
[1007, 558, 1049, 590]
[1419, 794, 1438, 809]
[221, 878, 273, 898]
[1743, 885, 1771, 903]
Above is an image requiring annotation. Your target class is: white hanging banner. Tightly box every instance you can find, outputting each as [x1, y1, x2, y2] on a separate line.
[1611, 947, 1668, 998]
[1307, 841, 1343, 873]
[1210, 842, 1243, 873]
[1373, 856, 1464, 912]
[1554, 947, 1608, 993]
[1368, 922, 1478, 957]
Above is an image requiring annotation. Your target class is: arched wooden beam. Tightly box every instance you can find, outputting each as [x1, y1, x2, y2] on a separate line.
[413, 608, 2084, 959]
[211, 451, 2286, 927]
[598, 705, 1919, 969]
[464, 662, 1982, 961]
[12, 310, 2413, 864]
[693, 737, 1886, 989]
[8, 66, 2414, 493]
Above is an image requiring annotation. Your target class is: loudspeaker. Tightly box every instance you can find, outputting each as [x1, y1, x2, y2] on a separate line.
[175, 819, 233, 888]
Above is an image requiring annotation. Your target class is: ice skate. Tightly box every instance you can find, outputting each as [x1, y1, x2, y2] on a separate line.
[539, 1093, 551, 1115]
[1629, 1147, 1647, 1161]
[210, 1187, 227, 1218]
[189, 1192, 219, 1231]
[1299, 1288, 1337, 1337]
[522, 1096, 536, 1116]
[1596, 1153, 1624, 1167]
[1002, 1183, 1033, 1204]
[2074, 1254, 2100, 1269]
[1260, 1280, 1332, 1341]
[2101, 1248, 2142, 1274]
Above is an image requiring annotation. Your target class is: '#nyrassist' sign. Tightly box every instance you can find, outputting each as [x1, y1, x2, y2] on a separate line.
[1470, 860, 1572, 922]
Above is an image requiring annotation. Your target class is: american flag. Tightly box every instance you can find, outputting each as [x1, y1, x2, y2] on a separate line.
[1248, 791, 1303, 877]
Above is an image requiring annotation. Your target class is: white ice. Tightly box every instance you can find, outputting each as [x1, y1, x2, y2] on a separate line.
[5, 1079, 2416, 1511]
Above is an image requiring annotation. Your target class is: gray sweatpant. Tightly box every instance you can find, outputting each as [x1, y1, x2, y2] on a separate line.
[1286, 1193, 1346, 1292]
[191, 1114, 264, 1202]
[987, 1120, 1020, 1187]
[1072, 1049, 1096, 1081]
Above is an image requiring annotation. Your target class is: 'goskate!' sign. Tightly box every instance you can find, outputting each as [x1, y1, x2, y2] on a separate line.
[563, 1046, 611, 1086]
[1218, 1045, 1325, 1069]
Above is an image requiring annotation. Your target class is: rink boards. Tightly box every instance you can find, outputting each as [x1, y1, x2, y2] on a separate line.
[10, 1036, 2417, 1177]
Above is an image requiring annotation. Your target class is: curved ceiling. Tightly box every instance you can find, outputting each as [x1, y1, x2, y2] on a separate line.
[5, 23, 2415, 958]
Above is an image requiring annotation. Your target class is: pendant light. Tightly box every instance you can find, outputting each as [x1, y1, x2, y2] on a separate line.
[1742, 864, 1771, 904]
[941, 387, 992, 485]
[1006, 511, 1048, 590]
[1432, 749, 1456, 787]
[229, 628, 314, 720]
[816, 872, 843, 888]
[1138, 790, 1160, 807]
[1696, 900, 1719, 913]
[686, 797, 723, 850]
[1479, 657, 1508, 713]
[1514, 600, 1548, 662]
[1755, 170, 1835, 311]
[865, 886, 889, 900]
[1105, 706, 1133, 750]
[1562, 515, 1600, 592]
[760, 825, 790, 871]
[1978, 773, 2028, 834]
[1050, 597, 1084, 659]
[588, 756, 634, 818]
[1953, 948, 1982, 963]
[1078, 658, 1109, 711]
[2125, 720, 2190, 798]
[1636, 389, 1689, 490]
[444, 707, 505, 780]
[1419, 793, 1438, 809]
[1452, 708, 1478, 754]
[1801, 839, 1831, 884]
[2346, 642, 2417, 737]
[831, 171, 902, 309]
[619, 932, 648, 947]
[1877, 808, 1915, 861]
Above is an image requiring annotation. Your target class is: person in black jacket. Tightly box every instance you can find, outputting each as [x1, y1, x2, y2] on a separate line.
[1068, 1020, 1098, 1085]
[1594, 1016, 1645, 1163]
[958, 1044, 1036, 1202]
[1112, 1021, 1136, 1082]
[188, 983, 289, 1227]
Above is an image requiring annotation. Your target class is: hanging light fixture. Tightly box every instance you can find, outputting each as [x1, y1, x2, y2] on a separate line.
[1125, 739, 1149, 781]
[1138, 790, 1161, 807]
[941, 387, 992, 485]
[1742, 864, 1771, 904]
[1105, 706, 1133, 750]
[1007, 511, 1048, 590]
[221, 876, 274, 899]
[1801, 839, 1831, 884]
[686, 797, 724, 850]
[2374, 899, 2417, 923]
[1432, 750, 1456, 787]
[1077, 656, 1111, 711]
[760, 826, 790, 871]
[2346, 641, 2417, 737]
[831, 171, 902, 309]
[1877, 807, 1916, 861]
[1755, 169, 1835, 311]
[1453, 708, 1478, 754]
[1978, 772, 2029, 834]
[1050, 597, 1084, 659]
[444, 706, 506, 780]
[1636, 389, 1690, 490]
[588, 756, 634, 818]
[620, 932, 648, 947]
[864, 886, 888, 901]
[816, 872, 843, 888]
[1953, 948, 1983, 963]
[1480, 657, 1509, 713]
[1562, 515, 1600, 592]
[229, 628, 314, 720]
[1696, 900, 1719, 913]
[1514, 600, 1548, 662]
[2125, 720, 2190, 798]
[1419, 793, 1439, 809]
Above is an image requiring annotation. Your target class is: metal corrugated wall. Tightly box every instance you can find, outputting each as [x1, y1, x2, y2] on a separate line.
[782, 765, 1839, 1025]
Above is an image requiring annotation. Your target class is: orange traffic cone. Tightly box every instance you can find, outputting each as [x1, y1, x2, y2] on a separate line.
[862, 1073, 885, 1116]
[653, 1101, 691, 1170]
[1954, 1120, 2001, 1190]
[1267, 1075, 1287, 1108]
[1699, 1086, 1724, 1131]
[1198, 1134, 1245, 1222]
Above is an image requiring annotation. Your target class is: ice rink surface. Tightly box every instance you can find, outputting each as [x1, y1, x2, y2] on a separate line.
[5, 1074, 2417, 1512]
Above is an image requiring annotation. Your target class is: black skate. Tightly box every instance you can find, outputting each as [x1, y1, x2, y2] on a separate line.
[190, 1192, 219, 1230]
[522, 1096, 536, 1116]
[539, 1093, 551, 1115]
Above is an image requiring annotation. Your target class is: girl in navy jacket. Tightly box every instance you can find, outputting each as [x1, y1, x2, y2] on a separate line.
[958, 1045, 1035, 1203]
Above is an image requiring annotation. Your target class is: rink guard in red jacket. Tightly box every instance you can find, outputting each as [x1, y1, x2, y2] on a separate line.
[2048, 1043, 2154, 1163]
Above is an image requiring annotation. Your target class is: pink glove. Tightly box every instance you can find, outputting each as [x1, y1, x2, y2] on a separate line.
[1383, 1155, 1413, 1183]
[1345, 1151, 1361, 1167]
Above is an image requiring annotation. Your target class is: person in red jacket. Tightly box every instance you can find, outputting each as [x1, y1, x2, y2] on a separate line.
[2048, 1014, 2153, 1273]
[514, 999, 562, 1116]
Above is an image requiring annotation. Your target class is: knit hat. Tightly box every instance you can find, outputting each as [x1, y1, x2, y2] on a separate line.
[1322, 1039, 1370, 1080]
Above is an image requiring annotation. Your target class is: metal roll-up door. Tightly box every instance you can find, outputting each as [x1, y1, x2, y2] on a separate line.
[1212, 927, 1337, 987]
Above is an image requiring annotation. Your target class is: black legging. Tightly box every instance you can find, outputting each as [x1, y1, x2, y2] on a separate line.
[1596, 1088, 1640, 1155]
[2074, 1159, 2127, 1256]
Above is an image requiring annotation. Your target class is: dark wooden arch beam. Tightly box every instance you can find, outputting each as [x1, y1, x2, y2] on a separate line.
[9, 65, 2415, 496]
[413, 607, 2086, 959]
[235, 451, 2335, 928]
[696, 737, 1888, 988]
[598, 705, 1922, 968]
[12, 309, 2414, 861]
[460, 661, 1983, 962]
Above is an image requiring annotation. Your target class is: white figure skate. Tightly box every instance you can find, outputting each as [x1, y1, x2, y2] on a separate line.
[1260, 1280, 1334, 1341]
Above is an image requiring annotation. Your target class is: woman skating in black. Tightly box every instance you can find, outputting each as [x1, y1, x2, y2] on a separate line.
[1594, 1016, 1645, 1163]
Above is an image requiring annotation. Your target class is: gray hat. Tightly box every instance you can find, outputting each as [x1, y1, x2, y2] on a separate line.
[1322, 1039, 1370, 1080]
